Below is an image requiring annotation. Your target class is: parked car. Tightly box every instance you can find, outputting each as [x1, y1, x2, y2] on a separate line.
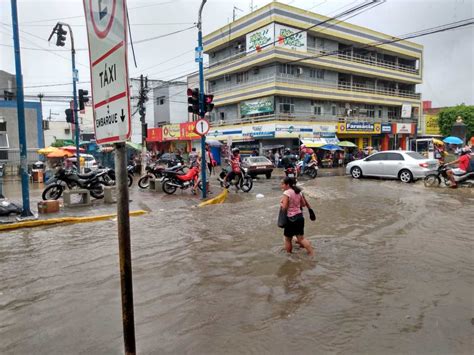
[242, 156, 274, 179]
[158, 153, 183, 166]
[345, 150, 438, 183]
[69, 154, 99, 172]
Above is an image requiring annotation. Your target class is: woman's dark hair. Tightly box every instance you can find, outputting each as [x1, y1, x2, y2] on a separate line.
[282, 177, 301, 194]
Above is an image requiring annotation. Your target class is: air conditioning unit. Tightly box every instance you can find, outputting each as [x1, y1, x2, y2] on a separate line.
[235, 42, 243, 51]
[253, 67, 260, 75]
[296, 67, 304, 76]
[225, 75, 231, 82]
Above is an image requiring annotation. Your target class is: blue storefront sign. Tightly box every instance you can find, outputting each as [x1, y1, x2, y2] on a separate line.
[381, 123, 392, 133]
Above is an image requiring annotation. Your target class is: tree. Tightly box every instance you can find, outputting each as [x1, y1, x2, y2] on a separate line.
[438, 104, 474, 140]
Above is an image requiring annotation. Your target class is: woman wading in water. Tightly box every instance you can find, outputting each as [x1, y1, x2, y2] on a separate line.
[280, 177, 314, 256]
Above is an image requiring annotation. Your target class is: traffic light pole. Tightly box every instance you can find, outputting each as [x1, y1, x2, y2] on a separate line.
[197, 0, 207, 199]
[10, 0, 33, 217]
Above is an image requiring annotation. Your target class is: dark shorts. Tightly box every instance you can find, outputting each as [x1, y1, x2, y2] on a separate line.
[226, 171, 238, 182]
[284, 213, 305, 238]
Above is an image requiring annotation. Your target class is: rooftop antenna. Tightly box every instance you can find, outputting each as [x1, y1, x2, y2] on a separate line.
[250, 0, 255, 12]
[233, 6, 244, 21]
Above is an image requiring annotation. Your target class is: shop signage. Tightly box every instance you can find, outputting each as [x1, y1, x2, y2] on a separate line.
[275, 24, 307, 52]
[242, 124, 275, 138]
[275, 124, 312, 138]
[146, 127, 162, 142]
[381, 123, 392, 133]
[246, 24, 274, 53]
[425, 114, 440, 135]
[337, 122, 381, 134]
[208, 127, 243, 141]
[395, 123, 413, 134]
[401, 104, 412, 118]
[240, 96, 274, 117]
[312, 124, 338, 133]
[180, 122, 200, 140]
[162, 124, 180, 141]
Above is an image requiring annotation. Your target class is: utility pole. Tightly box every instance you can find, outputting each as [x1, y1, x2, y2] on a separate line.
[10, 0, 33, 217]
[233, 6, 243, 21]
[38, 93, 45, 150]
[197, 0, 207, 199]
[137, 75, 149, 176]
[48, 22, 80, 165]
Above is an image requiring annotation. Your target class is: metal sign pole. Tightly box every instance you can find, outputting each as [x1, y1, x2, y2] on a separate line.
[114, 142, 136, 355]
[197, 0, 207, 199]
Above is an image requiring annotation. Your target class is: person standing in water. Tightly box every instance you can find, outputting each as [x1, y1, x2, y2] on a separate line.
[280, 177, 314, 256]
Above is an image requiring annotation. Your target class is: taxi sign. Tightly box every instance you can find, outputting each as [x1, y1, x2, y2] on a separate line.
[83, 0, 131, 144]
[194, 118, 210, 136]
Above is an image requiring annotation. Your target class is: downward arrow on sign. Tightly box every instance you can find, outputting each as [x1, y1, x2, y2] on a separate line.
[120, 109, 125, 122]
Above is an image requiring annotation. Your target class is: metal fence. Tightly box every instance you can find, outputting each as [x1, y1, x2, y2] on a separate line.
[0, 148, 42, 176]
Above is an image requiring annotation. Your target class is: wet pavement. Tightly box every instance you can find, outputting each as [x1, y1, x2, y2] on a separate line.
[1, 171, 473, 354]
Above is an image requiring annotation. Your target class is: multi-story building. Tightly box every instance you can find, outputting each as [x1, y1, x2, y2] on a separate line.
[203, 1, 422, 152]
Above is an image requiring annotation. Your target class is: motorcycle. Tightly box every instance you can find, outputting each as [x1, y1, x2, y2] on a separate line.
[296, 160, 318, 179]
[161, 165, 201, 195]
[424, 165, 474, 188]
[103, 166, 134, 187]
[138, 160, 182, 189]
[218, 164, 253, 192]
[42, 167, 106, 200]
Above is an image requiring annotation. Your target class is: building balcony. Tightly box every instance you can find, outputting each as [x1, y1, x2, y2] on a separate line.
[210, 112, 415, 127]
[206, 46, 421, 83]
[307, 47, 419, 75]
[209, 73, 421, 105]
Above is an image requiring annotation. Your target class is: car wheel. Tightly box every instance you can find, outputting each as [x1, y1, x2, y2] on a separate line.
[399, 169, 413, 183]
[265, 172, 271, 179]
[350, 166, 362, 179]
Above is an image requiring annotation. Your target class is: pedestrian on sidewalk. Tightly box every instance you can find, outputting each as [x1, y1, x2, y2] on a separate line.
[279, 177, 314, 256]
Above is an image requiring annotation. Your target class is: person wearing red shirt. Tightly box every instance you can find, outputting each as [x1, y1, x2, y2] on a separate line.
[223, 148, 241, 190]
[445, 149, 472, 188]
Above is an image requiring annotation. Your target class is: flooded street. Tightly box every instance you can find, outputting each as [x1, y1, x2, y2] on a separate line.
[1, 174, 473, 354]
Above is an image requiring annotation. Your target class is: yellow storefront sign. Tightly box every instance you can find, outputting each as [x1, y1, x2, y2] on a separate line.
[425, 114, 440, 135]
[162, 124, 180, 141]
[337, 122, 381, 134]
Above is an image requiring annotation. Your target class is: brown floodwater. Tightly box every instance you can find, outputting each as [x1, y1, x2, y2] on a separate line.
[0, 175, 473, 354]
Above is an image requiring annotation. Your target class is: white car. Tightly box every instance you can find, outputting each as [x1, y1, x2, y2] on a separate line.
[346, 150, 438, 183]
[69, 154, 99, 172]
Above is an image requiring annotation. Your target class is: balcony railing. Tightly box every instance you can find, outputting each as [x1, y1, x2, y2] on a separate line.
[210, 112, 415, 127]
[209, 73, 421, 100]
[307, 47, 419, 75]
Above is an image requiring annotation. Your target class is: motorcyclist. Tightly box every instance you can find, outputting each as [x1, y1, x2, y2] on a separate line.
[445, 148, 472, 188]
[299, 144, 314, 173]
[223, 148, 241, 189]
[281, 148, 297, 169]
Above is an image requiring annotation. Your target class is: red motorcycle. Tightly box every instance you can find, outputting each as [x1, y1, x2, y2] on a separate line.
[161, 166, 201, 194]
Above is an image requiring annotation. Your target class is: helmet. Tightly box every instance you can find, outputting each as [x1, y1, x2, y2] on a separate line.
[232, 148, 240, 154]
[460, 148, 472, 155]
[300, 144, 306, 149]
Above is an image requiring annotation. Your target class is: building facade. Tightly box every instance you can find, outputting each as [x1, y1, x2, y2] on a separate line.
[203, 1, 422, 151]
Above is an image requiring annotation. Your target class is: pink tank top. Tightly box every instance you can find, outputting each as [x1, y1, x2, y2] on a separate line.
[283, 189, 302, 217]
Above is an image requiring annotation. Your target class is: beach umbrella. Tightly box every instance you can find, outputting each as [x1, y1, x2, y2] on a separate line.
[47, 149, 74, 158]
[320, 144, 343, 151]
[443, 136, 463, 145]
[37, 146, 59, 154]
[337, 141, 358, 148]
[61, 145, 85, 152]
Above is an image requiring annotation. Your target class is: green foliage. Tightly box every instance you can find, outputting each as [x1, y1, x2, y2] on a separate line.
[438, 104, 474, 139]
[51, 139, 74, 147]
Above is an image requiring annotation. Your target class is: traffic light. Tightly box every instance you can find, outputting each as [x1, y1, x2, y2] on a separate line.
[203, 94, 214, 114]
[187, 88, 199, 115]
[78, 89, 89, 110]
[56, 24, 67, 47]
[65, 108, 74, 123]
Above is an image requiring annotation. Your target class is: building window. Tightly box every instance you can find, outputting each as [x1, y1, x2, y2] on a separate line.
[278, 63, 295, 75]
[279, 97, 294, 114]
[388, 107, 397, 119]
[314, 106, 322, 115]
[0, 121, 9, 158]
[157, 96, 165, 105]
[0, 133, 8, 148]
[225, 74, 231, 82]
[0, 122, 6, 131]
[331, 105, 337, 116]
[236, 71, 248, 83]
[365, 104, 375, 118]
[316, 69, 325, 79]
[220, 112, 225, 120]
[378, 109, 383, 118]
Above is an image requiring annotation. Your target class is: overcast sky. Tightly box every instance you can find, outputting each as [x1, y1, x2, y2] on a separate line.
[0, 0, 473, 119]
